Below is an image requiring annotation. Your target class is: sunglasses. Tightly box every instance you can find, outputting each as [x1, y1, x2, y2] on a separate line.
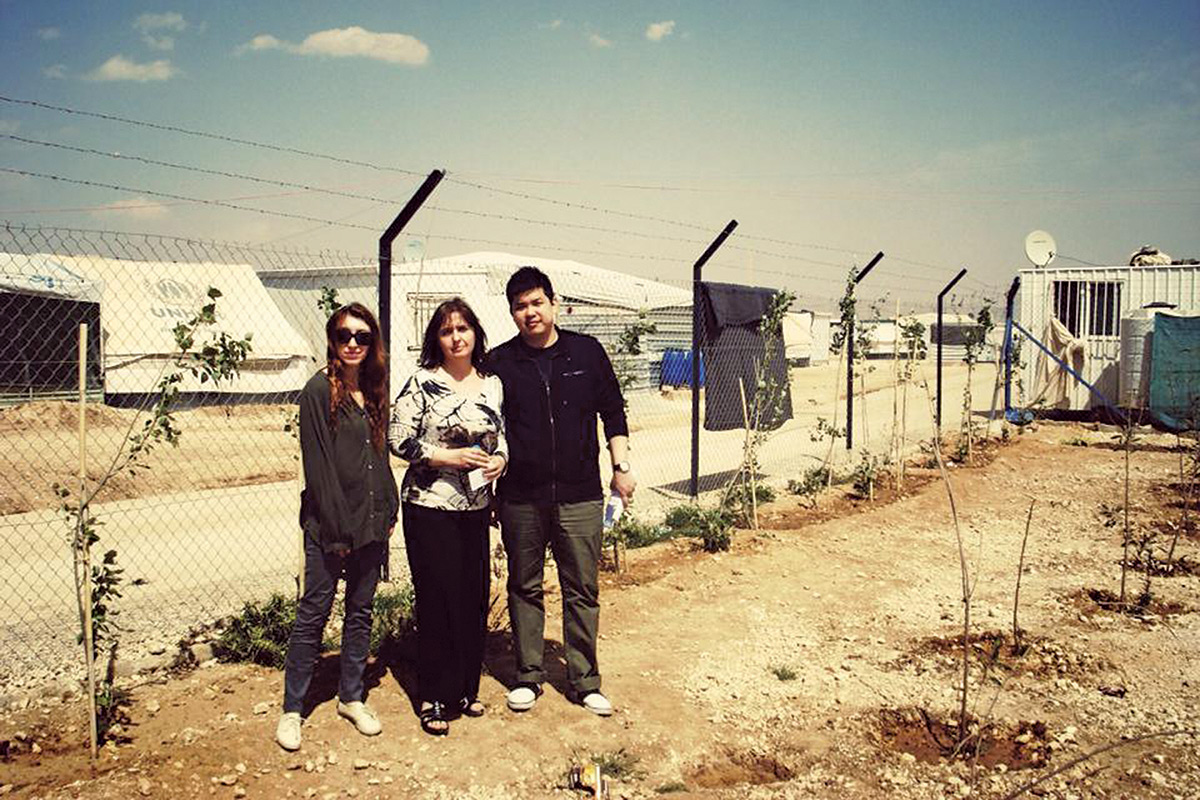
[335, 329, 374, 347]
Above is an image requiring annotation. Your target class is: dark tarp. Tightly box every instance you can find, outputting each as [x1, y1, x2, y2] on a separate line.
[699, 282, 793, 432]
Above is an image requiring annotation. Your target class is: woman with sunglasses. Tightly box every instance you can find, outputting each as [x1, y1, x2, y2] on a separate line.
[389, 297, 507, 736]
[276, 303, 399, 752]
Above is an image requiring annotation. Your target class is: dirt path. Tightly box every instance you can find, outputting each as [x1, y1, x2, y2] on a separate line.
[2, 423, 1197, 799]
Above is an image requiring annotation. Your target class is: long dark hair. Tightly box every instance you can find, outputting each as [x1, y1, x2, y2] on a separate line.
[419, 297, 489, 374]
[325, 302, 388, 453]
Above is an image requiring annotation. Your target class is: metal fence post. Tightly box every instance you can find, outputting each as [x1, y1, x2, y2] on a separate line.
[936, 267, 968, 433]
[846, 251, 884, 450]
[379, 170, 445, 359]
[690, 220, 738, 498]
[1003, 276, 1021, 418]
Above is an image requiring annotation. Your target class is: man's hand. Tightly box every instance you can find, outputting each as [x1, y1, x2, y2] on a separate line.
[611, 469, 636, 503]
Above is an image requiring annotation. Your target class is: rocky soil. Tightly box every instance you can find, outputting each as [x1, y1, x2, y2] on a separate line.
[2, 422, 1197, 799]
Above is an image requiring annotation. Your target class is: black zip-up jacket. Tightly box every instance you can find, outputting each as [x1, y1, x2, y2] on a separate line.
[488, 328, 628, 504]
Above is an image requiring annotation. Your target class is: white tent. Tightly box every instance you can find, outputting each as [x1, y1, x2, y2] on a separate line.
[1, 254, 105, 399]
[51, 255, 315, 397]
[1, 252, 102, 303]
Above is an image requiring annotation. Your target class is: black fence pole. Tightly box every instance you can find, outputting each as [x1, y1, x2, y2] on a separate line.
[379, 169, 445, 359]
[690, 219, 739, 499]
[936, 267, 968, 433]
[1003, 276, 1021, 418]
[846, 251, 884, 450]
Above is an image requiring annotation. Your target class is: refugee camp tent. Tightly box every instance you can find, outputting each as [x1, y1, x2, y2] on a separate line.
[783, 311, 814, 364]
[257, 259, 513, 395]
[0, 253, 103, 401]
[51, 255, 315, 402]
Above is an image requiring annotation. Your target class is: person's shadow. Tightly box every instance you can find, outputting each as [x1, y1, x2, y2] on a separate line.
[297, 630, 574, 718]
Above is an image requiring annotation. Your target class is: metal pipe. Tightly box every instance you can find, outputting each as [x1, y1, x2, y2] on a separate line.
[1003, 276, 1020, 417]
[846, 251, 884, 450]
[378, 169, 444, 360]
[690, 219, 739, 498]
[936, 267, 969, 433]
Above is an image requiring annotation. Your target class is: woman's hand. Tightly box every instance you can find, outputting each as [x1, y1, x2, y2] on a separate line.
[441, 447, 492, 470]
[482, 454, 507, 482]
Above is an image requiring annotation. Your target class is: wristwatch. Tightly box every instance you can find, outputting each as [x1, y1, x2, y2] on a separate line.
[613, 461, 632, 474]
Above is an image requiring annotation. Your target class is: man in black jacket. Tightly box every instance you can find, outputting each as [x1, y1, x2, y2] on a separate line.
[488, 266, 636, 716]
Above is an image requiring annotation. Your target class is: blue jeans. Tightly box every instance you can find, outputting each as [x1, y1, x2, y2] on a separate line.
[282, 527, 384, 713]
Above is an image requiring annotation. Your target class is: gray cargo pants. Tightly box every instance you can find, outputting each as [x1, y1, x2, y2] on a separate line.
[499, 499, 603, 696]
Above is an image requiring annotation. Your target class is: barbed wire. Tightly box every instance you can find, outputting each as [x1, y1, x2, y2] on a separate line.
[2, 94, 1019, 284]
[0, 94, 426, 177]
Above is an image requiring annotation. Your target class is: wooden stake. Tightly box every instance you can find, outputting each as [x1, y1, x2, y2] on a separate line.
[892, 301, 900, 472]
[738, 378, 758, 529]
[78, 324, 98, 764]
[824, 344, 846, 486]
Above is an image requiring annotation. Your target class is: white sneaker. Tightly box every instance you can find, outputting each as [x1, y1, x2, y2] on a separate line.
[506, 684, 542, 712]
[275, 712, 302, 751]
[336, 701, 382, 736]
[580, 691, 613, 717]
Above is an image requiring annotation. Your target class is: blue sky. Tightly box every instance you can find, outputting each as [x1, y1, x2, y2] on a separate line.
[1, 1, 1198, 308]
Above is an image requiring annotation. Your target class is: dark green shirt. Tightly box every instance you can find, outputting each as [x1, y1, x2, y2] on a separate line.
[299, 371, 399, 553]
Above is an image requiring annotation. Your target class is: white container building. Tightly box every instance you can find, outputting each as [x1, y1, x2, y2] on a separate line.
[1017, 263, 1199, 411]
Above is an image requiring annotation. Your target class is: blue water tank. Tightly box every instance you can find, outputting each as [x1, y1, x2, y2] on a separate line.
[660, 348, 705, 388]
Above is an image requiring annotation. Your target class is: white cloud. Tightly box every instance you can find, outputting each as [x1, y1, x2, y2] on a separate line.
[43, 64, 67, 79]
[240, 26, 429, 65]
[89, 196, 170, 220]
[134, 12, 187, 51]
[134, 12, 186, 32]
[0, 120, 20, 134]
[84, 55, 176, 82]
[37, 27, 61, 41]
[539, 19, 563, 30]
[588, 33, 613, 49]
[645, 20, 675, 42]
[241, 34, 284, 52]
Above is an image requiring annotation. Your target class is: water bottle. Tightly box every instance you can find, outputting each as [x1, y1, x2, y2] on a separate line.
[603, 490, 624, 531]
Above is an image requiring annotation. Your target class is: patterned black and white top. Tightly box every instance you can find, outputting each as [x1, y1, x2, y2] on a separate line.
[387, 368, 508, 512]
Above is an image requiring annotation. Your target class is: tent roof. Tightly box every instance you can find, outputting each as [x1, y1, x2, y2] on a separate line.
[414, 252, 692, 310]
[0, 253, 103, 302]
[53, 255, 313, 360]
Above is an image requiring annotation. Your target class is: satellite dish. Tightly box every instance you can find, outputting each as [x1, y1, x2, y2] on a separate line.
[1024, 230, 1056, 267]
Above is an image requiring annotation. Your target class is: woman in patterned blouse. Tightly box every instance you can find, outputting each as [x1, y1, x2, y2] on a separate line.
[389, 297, 507, 736]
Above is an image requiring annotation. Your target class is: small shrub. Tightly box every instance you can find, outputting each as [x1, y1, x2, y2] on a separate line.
[770, 664, 798, 681]
[215, 593, 297, 669]
[722, 482, 776, 525]
[609, 514, 676, 549]
[369, 583, 416, 656]
[95, 679, 131, 742]
[788, 466, 831, 507]
[656, 783, 688, 794]
[1063, 435, 1089, 447]
[663, 504, 735, 552]
[664, 504, 704, 533]
[849, 451, 889, 499]
[591, 747, 643, 780]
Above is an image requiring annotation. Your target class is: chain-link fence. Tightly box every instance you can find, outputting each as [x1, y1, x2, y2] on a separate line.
[0, 222, 994, 686]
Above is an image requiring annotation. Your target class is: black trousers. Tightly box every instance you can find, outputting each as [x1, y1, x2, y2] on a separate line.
[401, 502, 491, 706]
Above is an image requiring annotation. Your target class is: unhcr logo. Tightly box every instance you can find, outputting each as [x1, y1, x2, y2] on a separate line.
[145, 277, 209, 320]
[145, 277, 201, 306]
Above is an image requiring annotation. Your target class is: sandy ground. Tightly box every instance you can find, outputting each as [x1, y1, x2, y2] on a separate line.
[0, 361, 999, 686]
[1, 422, 1197, 799]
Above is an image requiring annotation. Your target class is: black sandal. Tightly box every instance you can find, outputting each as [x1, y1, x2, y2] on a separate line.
[419, 701, 449, 736]
[460, 697, 485, 718]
